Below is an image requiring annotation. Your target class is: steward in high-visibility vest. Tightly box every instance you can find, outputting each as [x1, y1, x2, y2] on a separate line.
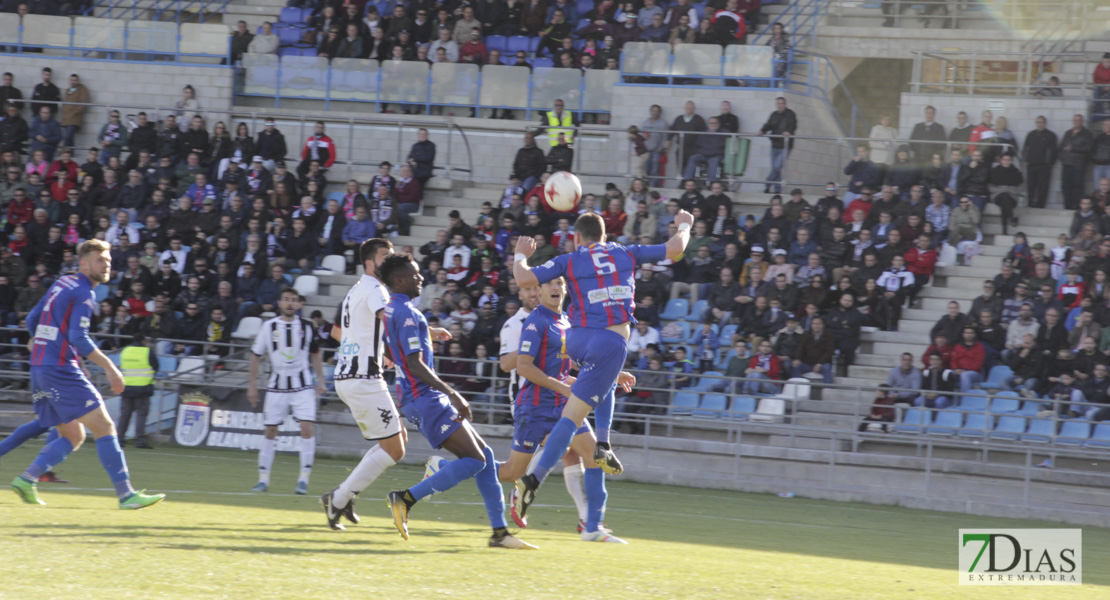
[118, 333, 159, 449]
[533, 99, 579, 147]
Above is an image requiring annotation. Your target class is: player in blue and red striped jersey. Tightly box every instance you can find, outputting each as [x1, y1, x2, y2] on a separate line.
[511, 209, 694, 529]
[9, 240, 164, 509]
[378, 253, 535, 550]
[496, 275, 635, 543]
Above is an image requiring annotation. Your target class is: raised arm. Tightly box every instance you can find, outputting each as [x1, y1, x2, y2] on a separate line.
[664, 209, 695, 260]
[512, 236, 541, 289]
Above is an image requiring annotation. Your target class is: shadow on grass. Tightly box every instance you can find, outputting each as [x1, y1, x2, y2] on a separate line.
[3, 444, 1109, 583]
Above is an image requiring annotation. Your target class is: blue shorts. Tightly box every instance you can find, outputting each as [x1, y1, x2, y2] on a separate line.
[565, 327, 626, 409]
[31, 366, 104, 428]
[511, 403, 592, 454]
[400, 392, 461, 450]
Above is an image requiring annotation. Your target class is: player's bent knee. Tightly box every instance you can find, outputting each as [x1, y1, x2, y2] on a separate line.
[299, 422, 315, 438]
[561, 396, 593, 426]
[379, 434, 405, 462]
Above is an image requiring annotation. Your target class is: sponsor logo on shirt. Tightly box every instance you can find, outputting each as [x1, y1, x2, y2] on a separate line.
[526, 323, 538, 331]
[35, 325, 58, 341]
[521, 341, 532, 352]
[403, 318, 415, 326]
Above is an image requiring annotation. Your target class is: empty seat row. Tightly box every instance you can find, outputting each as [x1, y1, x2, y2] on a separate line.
[896, 408, 1110, 446]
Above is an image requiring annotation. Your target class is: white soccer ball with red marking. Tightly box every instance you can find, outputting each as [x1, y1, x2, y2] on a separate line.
[544, 171, 582, 212]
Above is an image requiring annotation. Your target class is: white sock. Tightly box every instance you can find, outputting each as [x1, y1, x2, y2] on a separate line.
[258, 438, 276, 485]
[525, 451, 543, 475]
[334, 445, 396, 508]
[298, 436, 316, 484]
[563, 462, 588, 522]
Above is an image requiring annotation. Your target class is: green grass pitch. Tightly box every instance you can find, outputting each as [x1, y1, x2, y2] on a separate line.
[0, 444, 1107, 599]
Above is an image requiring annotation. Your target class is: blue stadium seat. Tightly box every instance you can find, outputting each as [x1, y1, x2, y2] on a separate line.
[532, 57, 554, 68]
[661, 321, 690, 344]
[671, 391, 699, 416]
[279, 7, 307, 26]
[94, 284, 110, 302]
[573, 38, 586, 51]
[1022, 418, 1055, 442]
[1086, 423, 1110, 448]
[927, 410, 962, 435]
[576, 0, 593, 17]
[989, 392, 1021, 414]
[729, 395, 757, 419]
[157, 355, 177, 375]
[714, 348, 735, 370]
[991, 416, 1027, 440]
[528, 37, 541, 53]
[1057, 420, 1091, 445]
[327, 191, 346, 204]
[719, 323, 737, 342]
[694, 371, 724, 392]
[694, 2, 708, 20]
[694, 394, 728, 418]
[683, 299, 709, 321]
[485, 35, 507, 52]
[1015, 399, 1045, 416]
[278, 46, 302, 57]
[576, 18, 591, 31]
[277, 27, 303, 46]
[956, 412, 988, 437]
[977, 365, 1012, 390]
[506, 36, 531, 54]
[957, 394, 988, 413]
[894, 408, 930, 433]
[659, 298, 689, 321]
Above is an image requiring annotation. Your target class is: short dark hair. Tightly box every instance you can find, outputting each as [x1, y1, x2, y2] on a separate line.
[379, 254, 416, 289]
[359, 237, 394, 266]
[280, 287, 299, 298]
[575, 213, 605, 242]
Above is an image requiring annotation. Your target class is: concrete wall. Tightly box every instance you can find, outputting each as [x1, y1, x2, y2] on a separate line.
[814, 27, 1030, 59]
[899, 92, 1090, 206]
[3, 54, 233, 151]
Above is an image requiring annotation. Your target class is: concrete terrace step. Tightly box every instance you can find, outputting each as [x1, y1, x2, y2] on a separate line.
[853, 353, 901, 368]
[865, 341, 931, 356]
[983, 223, 1070, 238]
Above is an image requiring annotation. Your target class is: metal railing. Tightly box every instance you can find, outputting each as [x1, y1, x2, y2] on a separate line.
[1, 16, 232, 66]
[910, 49, 1091, 97]
[751, 0, 829, 48]
[86, 0, 231, 24]
[833, 0, 1088, 31]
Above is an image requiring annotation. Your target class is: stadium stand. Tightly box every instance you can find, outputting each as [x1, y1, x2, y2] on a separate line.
[4, 0, 1110, 523]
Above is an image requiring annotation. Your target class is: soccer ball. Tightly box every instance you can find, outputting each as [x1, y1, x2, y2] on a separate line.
[544, 171, 582, 212]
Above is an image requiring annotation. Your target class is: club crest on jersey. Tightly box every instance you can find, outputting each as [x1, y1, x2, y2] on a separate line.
[174, 392, 211, 447]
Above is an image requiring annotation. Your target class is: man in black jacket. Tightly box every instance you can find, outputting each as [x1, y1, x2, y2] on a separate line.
[255, 118, 288, 171]
[667, 100, 708, 181]
[908, 105, 946, 164]
[826, 292, 862, 376]
[407, 127, 436, 185]
[931, 301, 972, 343]
[1059, 113, 1093, 210]
[0, 72, 23, 112]
[1022, 115, 1058, 208]
[682, 116, 726, 182]
[156, 115, 182, 165]
[760, 96, 796, 194]
[0, 104, 28, 155]
[30, 67, 60, 116]
[510, 132, 545, 191]
[125, 112, 159, 171]
[915, 352, 957, 409]
[546, 133, 573, 173]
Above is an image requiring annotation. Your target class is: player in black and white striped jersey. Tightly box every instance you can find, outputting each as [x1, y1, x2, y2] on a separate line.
[248, 288, 326, 495]
[319, 238, 457, 531]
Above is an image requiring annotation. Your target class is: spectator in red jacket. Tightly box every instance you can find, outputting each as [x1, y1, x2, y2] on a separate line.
[602, 197, 627, 240]
[951, 326, 986, 392]
[1057, 267, 1087, 309]
[967, 110, 993, 153]
[903, 233, 937, 307]
[922, 333, 954, 369]
[858, 385, 896, 432]
[742, 338, 784, 395]
[298, 121, 336, 178]
[711, 0, 748, 43]
[6, 188, 34, 229]
[843, 187, 874, 224]
[1094, 53, 1110, 115]
[45, 148, 78, 184]
[459, 27, 489, 64]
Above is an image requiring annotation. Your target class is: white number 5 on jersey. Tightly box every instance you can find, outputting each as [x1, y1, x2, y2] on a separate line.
[591, 252, 616, 275]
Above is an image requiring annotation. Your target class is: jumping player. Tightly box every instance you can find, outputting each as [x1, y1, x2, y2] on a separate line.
[498, 276, 633, 543]
[9, 240, 164, 509]
[319, 239, 406, 531]
[248, 288, 326, 495]
[379, 254, 535, 549]
[510, 209, 694, 525]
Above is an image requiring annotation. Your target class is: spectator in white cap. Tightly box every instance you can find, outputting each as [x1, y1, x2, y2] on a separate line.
[739, 245, 768, 285]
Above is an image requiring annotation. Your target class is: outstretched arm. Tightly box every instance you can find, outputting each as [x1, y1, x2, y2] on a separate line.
[512, 236, 539, 289]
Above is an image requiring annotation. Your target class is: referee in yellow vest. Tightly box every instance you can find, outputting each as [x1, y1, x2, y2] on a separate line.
[533, 98, 579, 148]
[119, 333, 160, 449]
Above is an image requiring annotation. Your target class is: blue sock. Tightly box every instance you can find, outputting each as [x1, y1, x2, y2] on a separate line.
[95, 436, 136, 499]
[0, 419, 49, 458]
[595, 385, 617, 445]
[534, 417, 577, 483]
[475, 446, 507, 529]
[408, 456, 484, 502]
[22, 437, 74, 482]
[44, 428, 59, 444]
[584, 467, 607, 533]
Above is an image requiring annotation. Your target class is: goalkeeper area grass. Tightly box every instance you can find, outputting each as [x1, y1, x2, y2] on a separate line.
[0, 444, 1107, 599]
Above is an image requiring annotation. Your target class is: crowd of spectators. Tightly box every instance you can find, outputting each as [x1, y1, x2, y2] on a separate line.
[232, 0, 781, 73]
[0, 67, 438, 361]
